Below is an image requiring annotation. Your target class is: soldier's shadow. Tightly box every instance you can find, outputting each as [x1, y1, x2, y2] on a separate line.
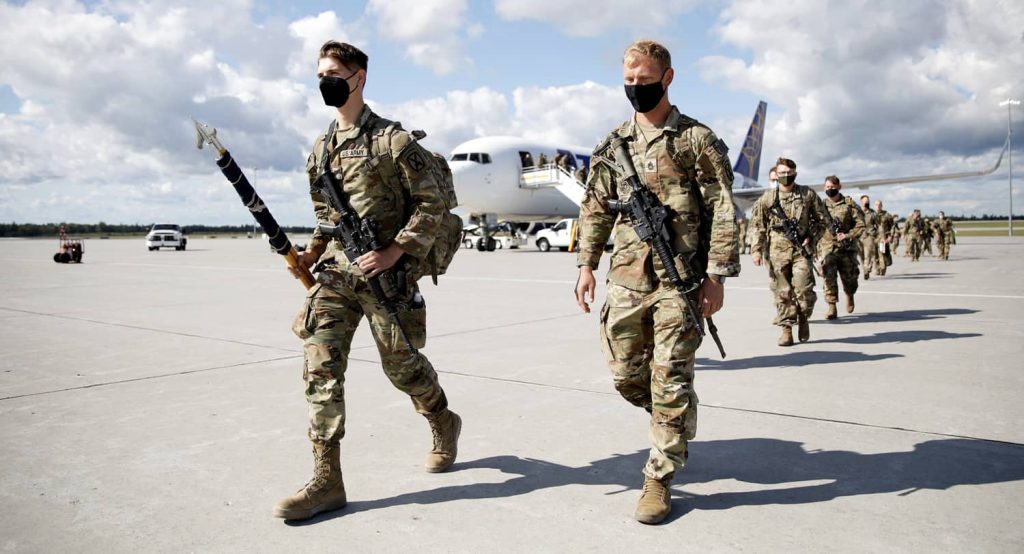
[815, 330, 981, 345]
[696, 350, 903, 371]
[287, 437, 1024, 525]
[879, 272, 952, 280]
[825, 308, 978, 325]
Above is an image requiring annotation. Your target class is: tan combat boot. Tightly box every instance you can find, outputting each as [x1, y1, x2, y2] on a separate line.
[635, 476, 672, 524]
[845, 293, 855, 313]
[778, 326, 794, 347]
[826, 303, 838, 320]
[273, 440, 347, 520]
[425, 409, 462, 473]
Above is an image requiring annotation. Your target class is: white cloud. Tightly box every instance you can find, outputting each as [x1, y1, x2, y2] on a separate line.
[366, 0, 473, 75]
[494, 0, 700, 37]
[697, 0, 1024, 216]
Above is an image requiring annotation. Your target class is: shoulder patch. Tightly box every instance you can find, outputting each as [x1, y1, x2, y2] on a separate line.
[711, 138, 729, 157]
[404, 148, 428, 173]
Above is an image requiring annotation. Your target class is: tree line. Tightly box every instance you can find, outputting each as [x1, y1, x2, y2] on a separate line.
[0, 222, 315, 238]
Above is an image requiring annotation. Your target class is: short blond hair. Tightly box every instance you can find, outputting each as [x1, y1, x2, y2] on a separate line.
[623, 40, 671, 71]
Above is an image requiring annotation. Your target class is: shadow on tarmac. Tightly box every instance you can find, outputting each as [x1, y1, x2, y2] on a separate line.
[285, 437, 1024, 525]
[816, 330, 982, 345]
[696, 351, 903, 371]
[878, 272, 952, 280]
[826, 308, 978, 325]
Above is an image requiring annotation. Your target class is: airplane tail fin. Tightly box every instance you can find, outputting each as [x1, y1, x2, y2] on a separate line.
[733, 101, 767, 181]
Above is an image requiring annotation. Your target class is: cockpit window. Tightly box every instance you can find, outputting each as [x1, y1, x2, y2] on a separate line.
[451, 152, 491, 164]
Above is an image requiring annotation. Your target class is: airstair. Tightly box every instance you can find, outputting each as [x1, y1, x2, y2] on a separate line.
[519, 164, 586, 206]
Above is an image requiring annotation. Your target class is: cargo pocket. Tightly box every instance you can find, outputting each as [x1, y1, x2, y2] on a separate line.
[383, 292, 427, 352]
[684, 390, 699, 440]
[291, 283, 322, 340]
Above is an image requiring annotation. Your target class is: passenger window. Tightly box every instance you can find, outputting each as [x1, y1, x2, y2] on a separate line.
[554, 221, 566, 231]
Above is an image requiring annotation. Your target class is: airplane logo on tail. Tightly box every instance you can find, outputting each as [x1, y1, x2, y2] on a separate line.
[733, 100, 767, 181]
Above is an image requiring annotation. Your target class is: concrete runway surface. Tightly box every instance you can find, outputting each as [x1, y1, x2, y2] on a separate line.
[1, 236, 1023, 552]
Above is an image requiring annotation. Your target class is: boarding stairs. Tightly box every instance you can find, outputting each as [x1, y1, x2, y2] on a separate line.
[519, 164, 586, 206]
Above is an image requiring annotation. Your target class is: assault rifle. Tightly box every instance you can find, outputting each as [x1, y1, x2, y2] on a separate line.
[312, 133, 418, 352]
[768, 192, 821, 277]
[821, 199, 851, 250]
[603, 136, 727, 359]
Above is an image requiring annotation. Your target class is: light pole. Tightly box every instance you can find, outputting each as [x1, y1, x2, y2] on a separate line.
[999, 99, 1019, 237]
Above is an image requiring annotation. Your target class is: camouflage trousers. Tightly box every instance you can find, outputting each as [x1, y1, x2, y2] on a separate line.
[924, 238, 934, 255]
[821, 249, 859, 304]
[768, 250, 817, 327]
[908, 237, 922, 261]
[292, 270, 447, 443]
[600, 282, 701, 481]
[860, 236, 876, 277]
[938, 239, 952, 260]
[875, 241, 890, 275]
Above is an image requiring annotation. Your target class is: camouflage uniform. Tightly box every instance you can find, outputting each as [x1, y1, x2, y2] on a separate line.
[860, 205, 878, 278]
[875, 209, 895, 275]
[936, 217, 955, 260]
[577, 107, 740, 482]
[906, 214, 924, 261]
[922, 219, 934, 256]
[819, 195, 866, 306]
[738, 218, 750, 255]
[296, 106, 450, 444]
[749, 185, 827, 327]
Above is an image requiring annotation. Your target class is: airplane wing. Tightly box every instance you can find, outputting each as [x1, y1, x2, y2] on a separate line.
[806, 135, 1010, 191]
[732, 136, 1009, 212]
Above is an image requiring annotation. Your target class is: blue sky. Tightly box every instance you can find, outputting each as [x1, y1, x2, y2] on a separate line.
[0, 0, 1021, 225]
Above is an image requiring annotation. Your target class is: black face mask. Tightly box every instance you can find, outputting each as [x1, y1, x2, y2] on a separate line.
[825, 188, 840, 198]
[625, 70, 667, 113]
[319, 71, 358, 108]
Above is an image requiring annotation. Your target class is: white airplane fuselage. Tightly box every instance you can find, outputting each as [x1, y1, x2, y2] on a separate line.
[449, 136, 591, 220]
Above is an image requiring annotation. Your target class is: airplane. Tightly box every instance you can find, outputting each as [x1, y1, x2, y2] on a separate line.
[448, 101, 1010, 239]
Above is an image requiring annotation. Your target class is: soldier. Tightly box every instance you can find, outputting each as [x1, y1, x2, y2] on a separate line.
[537, 152, 549, 167]
[874, 200, 895, 276]
[936, 211, 955, 260]
[818, 176, 865, 319]
[906, 209, 924, 261]
[923, 217, 934, 256]
[275, 41, 461, 521]
[859, 194, 878, 280]
[749, 158, 826, 346]
[574, 40, 739, 524]
[738, 217, 750, 255]
[575, 162, 589, 184]
[768, 167, 778, 188]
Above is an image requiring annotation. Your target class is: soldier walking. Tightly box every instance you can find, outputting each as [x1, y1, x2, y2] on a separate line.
[749, 158, 826, 346]
[275, 41, 462, 521]
[859, 194, 878, 280]
[574, 40, 739, 524]
[906, 209, 924, 261]
[819, 176, 866, 319]
[936, 211, 955, 260]
[874, 200, 895, 276]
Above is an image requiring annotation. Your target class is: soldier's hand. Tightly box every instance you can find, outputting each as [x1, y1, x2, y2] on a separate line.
[357, 243, 405, 277]
[752, 253, 763, 267]
[698, 277, 724, 317]
[575, 266, 596, 313]
[289, 250, 319, 279]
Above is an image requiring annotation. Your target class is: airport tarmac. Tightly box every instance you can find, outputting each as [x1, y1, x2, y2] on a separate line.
[1, 236, 1023, 552]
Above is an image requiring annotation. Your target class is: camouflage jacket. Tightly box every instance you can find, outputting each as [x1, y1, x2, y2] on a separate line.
[305, 106, 444, 275]
[877, 209, 895, 239]
[861, 206, 879, 239]
[576, 107, 740, 292]
[749, 184, 826, 258]
[905, 215, 924, 237]
[937, 218, 954, 242]
[819, 195, 866, 254]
